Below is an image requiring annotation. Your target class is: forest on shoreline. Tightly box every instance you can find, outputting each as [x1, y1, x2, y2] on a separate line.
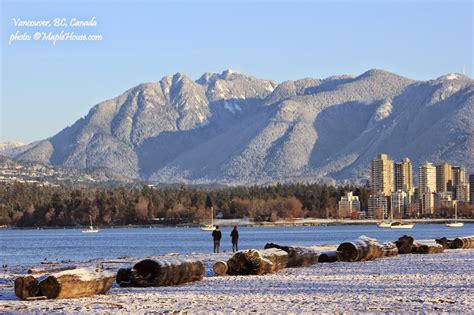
[1, 182, 472, 227]
[1, 182, 370, 227]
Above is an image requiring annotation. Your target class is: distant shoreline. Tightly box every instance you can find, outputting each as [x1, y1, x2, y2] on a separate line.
[2, 218, 473, 230]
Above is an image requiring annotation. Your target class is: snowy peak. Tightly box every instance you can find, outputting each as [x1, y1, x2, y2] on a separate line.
[15, 69, 474, 185]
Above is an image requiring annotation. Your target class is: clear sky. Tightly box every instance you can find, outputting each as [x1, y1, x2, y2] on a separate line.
[1, 0, 472, 144]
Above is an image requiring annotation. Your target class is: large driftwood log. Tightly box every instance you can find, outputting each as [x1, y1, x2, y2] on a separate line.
[411, 241, 444, 254]
[451, 236, 474, 249]
[264, 243, 319, 267]
[395, 235, 414, 254]
[224, 248, 288, 275]
[337, 236, 384, 262]
[381, 241, 398, 257]
[14, 276, 40, 300]
[117, 259, 204, 287]
[318, 251, 339, 263]
[38, 268, 115, 299]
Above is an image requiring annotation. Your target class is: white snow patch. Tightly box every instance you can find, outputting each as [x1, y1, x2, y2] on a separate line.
[374, 99, 392, 122]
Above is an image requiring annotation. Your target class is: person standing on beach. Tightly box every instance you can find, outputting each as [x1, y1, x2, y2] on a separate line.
[230, 226, 239, 252]
[212, 226, 222, 253]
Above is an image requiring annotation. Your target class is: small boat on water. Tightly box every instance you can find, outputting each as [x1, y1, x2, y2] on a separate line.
[377, 221, 392, 228]
[378, 202, 414, 229]
[446, 203, 463, 228]
[389, 221, 414, 229]
[82, 216, 99, 233]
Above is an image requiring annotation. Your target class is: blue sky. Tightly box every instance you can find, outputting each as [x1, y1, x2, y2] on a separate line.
[1, 0, 472, 143]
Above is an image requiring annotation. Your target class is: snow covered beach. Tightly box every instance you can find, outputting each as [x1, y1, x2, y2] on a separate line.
[1, 245, 473, 313]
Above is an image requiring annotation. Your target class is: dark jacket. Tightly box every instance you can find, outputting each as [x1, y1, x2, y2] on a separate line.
[230, 229, 239, 242]
[212, 229, 222, 241]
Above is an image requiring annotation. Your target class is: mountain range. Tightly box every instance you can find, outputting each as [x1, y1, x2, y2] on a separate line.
[3, 69, 473, 185]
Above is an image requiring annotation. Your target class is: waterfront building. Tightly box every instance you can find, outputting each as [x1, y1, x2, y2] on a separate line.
[337, 192, 361, 218]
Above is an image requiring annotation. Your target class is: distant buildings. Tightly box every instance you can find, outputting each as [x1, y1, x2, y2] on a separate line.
[368, 192, 388, 219]
[394, 158, 413, 193]
[456, 183, 470, 203]
[371, 154, 394, 196]
[360, 153, 471, 218]
[436, 162, 452, 193]
[418, 162, 437, 195]
[391, 190, 409, 218]
[337, 192, 361, 218]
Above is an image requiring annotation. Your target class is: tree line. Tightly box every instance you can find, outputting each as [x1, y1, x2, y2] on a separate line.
[0, 182, 370, 227]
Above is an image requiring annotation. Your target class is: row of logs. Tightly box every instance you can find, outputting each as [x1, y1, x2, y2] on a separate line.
[435, 235, 474, 249]
[15, 234, 474, 300]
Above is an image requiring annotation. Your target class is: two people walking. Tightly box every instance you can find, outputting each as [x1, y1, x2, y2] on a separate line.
[212, 225, 239, 253]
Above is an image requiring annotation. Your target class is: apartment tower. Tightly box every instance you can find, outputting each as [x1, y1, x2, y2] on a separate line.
[394, 158, 413, 192]
[436, 162, 452, 193]
[371, 153, 394, 196]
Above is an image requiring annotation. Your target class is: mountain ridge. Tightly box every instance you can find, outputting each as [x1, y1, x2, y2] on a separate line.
[10, 69, 474, 185]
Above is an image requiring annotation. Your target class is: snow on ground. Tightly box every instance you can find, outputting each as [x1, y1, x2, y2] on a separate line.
[1, 246, 473, 313]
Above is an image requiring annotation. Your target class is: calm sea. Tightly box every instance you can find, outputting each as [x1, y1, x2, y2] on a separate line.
[1, 224, 473, 266]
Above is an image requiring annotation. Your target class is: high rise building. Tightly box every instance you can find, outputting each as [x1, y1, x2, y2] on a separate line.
[371, 153, 394, 196]
[470, 174, 474, 205]
[451, 166, 466, 198]
[418, 162, 436, 195]
[436, 162, 452, 193]
[395, 158, 413, 192]
[337, 192, 361, 218]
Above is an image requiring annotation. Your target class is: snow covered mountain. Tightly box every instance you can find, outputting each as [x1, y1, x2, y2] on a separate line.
[15, 69, 474, 185]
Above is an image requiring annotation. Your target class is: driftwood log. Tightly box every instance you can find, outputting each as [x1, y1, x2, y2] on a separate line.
[381, 241, 398, 257]
[411, 241, 444, 254]
[395, 235, 414, 254]
[337, 236, 384, 262]
[264, 243, 319, 267]
[435, 237, 453, 249]
[38, 268, 115, 299]
[318, 251, 339, 263]
[14, 276, 40, 300]
[116, 258, 204, 287]
[221, 248, 288, 276]
[451, 236, 474, 249]
[212, 261, 228, 276]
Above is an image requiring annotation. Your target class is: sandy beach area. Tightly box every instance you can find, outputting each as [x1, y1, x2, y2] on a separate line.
[1, 245, 473, 313]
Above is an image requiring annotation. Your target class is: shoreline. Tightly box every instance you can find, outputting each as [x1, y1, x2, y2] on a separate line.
[2, 218, 474, 230]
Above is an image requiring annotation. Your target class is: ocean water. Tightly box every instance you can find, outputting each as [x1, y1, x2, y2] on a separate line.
[1, 224, 473, 266]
